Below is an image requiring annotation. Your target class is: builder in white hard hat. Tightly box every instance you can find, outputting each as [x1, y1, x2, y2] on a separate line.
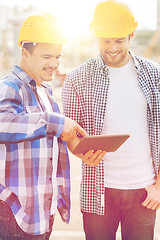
[0, 12, 89, 240]
[62, 1, 160, 239]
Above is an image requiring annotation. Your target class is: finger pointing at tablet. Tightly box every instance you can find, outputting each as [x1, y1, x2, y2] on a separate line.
[76, 123, 89, 138]
[61, 117, 88, 142]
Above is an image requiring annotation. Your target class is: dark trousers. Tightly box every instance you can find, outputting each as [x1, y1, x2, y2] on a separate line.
[0, 200, 54, 240]
[82, 188, 156, 240]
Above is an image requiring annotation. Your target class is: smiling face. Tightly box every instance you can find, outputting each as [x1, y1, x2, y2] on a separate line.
[98, 35, 132, 68]
[20, 43, 62, 86]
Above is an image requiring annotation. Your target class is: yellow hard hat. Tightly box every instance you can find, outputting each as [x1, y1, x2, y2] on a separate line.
[90, 0, 138, 38]
[17, 13, 65, 46]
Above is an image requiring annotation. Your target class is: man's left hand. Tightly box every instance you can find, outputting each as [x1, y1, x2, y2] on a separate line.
[142, 185, 160, 210]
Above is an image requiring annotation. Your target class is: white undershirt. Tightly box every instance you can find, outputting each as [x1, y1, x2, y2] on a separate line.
[102, 58, 155, 189]
[37, 86, 58, 214]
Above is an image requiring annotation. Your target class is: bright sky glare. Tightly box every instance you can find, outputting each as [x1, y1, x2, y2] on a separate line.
[0, 0, 158, 39]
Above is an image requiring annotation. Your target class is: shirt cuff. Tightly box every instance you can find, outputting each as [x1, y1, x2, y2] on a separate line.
[46, 112, 65, 137]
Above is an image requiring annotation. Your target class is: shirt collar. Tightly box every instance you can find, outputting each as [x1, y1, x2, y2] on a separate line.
[12, 65, 37, 87]
[96, 51, 141, 74]
[12, 65, 54, 93]
[96, 52, 106, 70]
[129, 50, 141, 73]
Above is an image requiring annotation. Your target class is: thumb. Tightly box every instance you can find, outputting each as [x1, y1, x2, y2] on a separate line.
[76, 123, 88, 137]
[142, 194, 150, 207]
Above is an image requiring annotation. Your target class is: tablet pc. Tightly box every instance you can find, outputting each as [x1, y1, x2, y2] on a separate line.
[72, 134, 130, 154]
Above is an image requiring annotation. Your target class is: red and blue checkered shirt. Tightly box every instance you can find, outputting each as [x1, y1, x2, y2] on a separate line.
[0, 65, 70, 235]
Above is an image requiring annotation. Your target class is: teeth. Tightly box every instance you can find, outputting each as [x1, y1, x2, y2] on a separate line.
[109, 53, 118, 56]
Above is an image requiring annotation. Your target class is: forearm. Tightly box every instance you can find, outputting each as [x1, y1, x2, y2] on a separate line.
[142, 169, 160, 210]
[0, 111, 65, 143]
[0, 83, 65, 143]
[153, 169, 160, 191]
[67, 135, 82, 158]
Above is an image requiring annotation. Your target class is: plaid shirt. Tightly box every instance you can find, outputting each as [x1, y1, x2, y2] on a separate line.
[62, 51, 160, 215]
[0, 65, 70, 235]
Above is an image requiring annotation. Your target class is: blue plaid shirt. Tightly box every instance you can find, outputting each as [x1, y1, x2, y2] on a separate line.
[0, 65, 70, 235]
[62, 51, 160, 215]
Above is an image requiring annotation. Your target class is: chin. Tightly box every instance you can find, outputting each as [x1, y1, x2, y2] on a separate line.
[45, 78, 52, 82]
[43, 75, 53, 82]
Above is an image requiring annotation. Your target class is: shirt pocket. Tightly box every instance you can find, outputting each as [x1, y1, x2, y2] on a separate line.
[25, 106, 41, 114]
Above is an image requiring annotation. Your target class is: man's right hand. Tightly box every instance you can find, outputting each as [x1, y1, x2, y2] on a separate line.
[78, 150, 106, 167]
[61, 117, 88, 142]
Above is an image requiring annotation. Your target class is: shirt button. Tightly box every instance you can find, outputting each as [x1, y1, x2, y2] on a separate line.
[50, 157, 52, 161]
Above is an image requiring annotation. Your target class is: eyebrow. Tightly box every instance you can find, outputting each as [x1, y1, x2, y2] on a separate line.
[41, 54, 62, 57]
[102, 38, 125, 41]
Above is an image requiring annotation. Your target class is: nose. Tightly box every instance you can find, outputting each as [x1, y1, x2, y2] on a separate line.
[108, 43, 118, 53]
[50, 58, 60, 69]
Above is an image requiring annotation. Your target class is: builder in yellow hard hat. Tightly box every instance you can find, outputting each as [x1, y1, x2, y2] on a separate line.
[62, 1, 160, 239]
[0, 13, 89, 240]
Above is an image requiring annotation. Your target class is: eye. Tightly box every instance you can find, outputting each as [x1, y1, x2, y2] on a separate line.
[43, 56, 50, 59]
[56, 56, 61, 60]
[116, 39, 124, 44]
[103, 40, 110, 44]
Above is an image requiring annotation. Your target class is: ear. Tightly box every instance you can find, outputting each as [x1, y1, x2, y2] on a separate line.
[130, 31, 135, 38]
[21, 47, 30, 58]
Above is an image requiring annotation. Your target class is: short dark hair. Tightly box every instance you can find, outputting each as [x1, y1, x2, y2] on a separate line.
[22, 42, 37, 54]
